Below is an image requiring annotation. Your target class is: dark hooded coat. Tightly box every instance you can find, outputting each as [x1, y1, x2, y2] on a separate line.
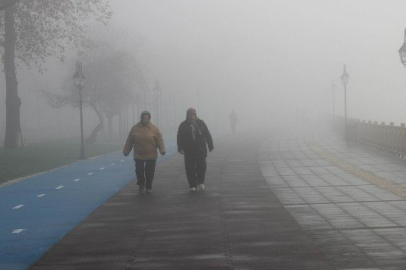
[177, 118, 213, 158]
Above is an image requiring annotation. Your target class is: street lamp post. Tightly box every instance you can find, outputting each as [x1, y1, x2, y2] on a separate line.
[153, 80, 161, 127]
[340, 64, 350, 145]
[73, 61, 86, 160]
[331, 80, 336, 117]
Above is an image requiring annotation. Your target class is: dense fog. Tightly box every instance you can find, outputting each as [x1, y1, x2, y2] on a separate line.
[2, 0, 406, 145]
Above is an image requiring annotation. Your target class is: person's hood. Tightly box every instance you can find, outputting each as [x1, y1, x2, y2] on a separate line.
[186, 107, 196, 119]
[140, 110, 151, 120]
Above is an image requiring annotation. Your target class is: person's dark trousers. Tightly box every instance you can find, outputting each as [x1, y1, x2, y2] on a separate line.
[184, 155, 207, 188]
[135, 159, 157, 190]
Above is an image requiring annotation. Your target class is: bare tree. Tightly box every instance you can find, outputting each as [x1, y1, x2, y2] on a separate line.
[44, 50, 147, 144]
[2, 0, 112, 148]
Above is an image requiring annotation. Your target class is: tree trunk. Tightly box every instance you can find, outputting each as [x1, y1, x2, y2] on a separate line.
[85, 104, 104, 144]
[3, 5, 21, 149]
[85, 122, 102, 145]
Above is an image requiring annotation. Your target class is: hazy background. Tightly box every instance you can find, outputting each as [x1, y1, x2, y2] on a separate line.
[2, 0, 406, 144]
[109, 0, 406, 124]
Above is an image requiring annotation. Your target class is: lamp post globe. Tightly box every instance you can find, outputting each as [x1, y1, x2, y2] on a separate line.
[340, 65, 349, 86]
[73, 61, 86, 160]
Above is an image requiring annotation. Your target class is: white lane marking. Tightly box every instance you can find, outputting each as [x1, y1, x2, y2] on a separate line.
[13, 205, 24, 209]
[55, 186, 64, 190]
[37, 194, 46, 197]
[74, 179, 80, 182]
[111, 163, 115, 166]
[87, 173, 93, 176]
[12, 229, 26, 234]
[99, 167, 105, 170]
[120, 160, 125, 162]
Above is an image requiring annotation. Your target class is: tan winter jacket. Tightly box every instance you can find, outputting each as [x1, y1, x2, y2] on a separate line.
[123, 122, 165, 160]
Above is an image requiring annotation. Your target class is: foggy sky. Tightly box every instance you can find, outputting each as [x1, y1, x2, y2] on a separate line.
[111, 0, 406, 125]
[2, 0, 406, 144]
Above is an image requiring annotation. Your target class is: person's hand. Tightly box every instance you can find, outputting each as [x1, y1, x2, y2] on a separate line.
[209, 148, 214, 152]
[179, 150, 184, 154]
[161, 152, 166, 156]
[123, 152, 128, 157]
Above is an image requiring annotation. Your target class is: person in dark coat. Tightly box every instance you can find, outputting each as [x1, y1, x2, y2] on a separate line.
[177, 108, 214, 191]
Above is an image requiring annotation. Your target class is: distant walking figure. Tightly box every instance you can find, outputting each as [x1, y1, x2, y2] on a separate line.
[229, 110, 238, 134]
[123, 111, 165, 194]
[177, 108, 214, 191]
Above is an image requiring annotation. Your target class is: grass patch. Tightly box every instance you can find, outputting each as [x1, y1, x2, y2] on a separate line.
[0, 138, 122, 186]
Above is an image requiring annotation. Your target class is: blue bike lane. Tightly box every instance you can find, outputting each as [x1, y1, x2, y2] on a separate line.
[0, 141, 177, 270]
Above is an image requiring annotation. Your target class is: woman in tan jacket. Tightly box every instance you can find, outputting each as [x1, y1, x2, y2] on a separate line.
[123, 111, 166, 194]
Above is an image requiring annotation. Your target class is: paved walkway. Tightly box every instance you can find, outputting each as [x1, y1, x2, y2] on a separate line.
[30, 125, 406, 269]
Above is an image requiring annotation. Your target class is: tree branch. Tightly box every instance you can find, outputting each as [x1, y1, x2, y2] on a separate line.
[41, 90, 75, 108]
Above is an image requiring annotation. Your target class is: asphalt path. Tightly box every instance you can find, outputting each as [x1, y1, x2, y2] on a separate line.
[28, 129, 334, 270]
[0, 140, 177, 270]
[21, 125, 406, 269]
